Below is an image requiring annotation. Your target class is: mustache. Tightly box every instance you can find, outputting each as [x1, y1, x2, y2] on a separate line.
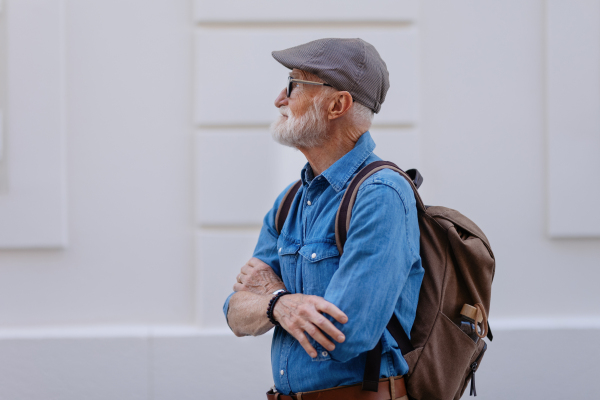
[278, 106, 290, 117]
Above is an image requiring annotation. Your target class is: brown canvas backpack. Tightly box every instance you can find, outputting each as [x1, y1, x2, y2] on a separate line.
[275, 161, 495, 400]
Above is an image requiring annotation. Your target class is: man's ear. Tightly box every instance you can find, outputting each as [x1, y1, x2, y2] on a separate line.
[327, 91, 354, 121]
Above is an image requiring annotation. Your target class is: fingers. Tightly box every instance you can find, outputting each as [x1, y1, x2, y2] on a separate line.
[232, 282, 250, 292]
[274, 295, 348, 358]
[239, 259, 267, 279]
[315, 299, 348, 325]
[240, 264, 252, 275]
[239, 258, 273, 279]
[289, 313, 338, 357]
[248, 257, 270, 269]
[292, 330, 318, 359]
[236, 273, 244, 286]
[302, 322, 336, 351]
[311, 312, 346, 344]
[241, 258, 269, 274]
[302, 297, 346, 344]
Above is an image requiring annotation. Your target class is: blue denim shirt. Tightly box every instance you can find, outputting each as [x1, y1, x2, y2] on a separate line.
[223, 132, 423, 394]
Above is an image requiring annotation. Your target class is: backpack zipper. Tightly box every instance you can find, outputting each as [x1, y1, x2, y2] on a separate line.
[469, 341, 487, 396]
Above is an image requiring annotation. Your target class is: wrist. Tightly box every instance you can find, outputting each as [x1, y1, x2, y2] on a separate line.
[266, 290, 291, 326]
[267, 283, 286, 295]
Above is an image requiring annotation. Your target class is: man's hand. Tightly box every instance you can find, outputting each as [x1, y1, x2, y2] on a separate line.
[273, 294, 348, 358]
[233, 257, 286, 295]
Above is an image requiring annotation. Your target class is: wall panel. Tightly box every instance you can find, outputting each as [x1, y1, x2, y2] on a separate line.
[195, 130, 306, 226]
[547, 0, 600, 237]
[0, 0, 67, 248]
[195, 130, 308, 226]
[0, 0, 195, 326]
[0, 2, 6, 190]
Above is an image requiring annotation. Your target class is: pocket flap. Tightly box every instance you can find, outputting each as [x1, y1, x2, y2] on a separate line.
[299, 242, 339, 262]
[277, 237, 300, 256]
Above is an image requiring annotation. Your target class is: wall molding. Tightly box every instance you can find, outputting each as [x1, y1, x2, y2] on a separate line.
[1, 316, 599, 340]
[491, 316, 600, 331]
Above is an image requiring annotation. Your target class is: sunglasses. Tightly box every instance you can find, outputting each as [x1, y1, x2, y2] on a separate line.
[287, 76, 333, 97]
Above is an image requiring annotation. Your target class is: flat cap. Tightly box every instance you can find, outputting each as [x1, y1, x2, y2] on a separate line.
[272, 38, 390, 113]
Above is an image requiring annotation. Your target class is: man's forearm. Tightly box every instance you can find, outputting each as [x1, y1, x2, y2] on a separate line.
[226, 257, 347, 356]
[227, 291, 274, 337]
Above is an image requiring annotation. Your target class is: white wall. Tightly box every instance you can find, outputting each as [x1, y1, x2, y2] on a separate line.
[419, 2, 600, 398]
[421, 1, 600, 319]
[0, 0, 194, 326]
[0, 1, 598, 399]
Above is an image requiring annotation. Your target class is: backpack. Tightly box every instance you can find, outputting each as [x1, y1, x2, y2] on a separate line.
[275, 161, 495, 400]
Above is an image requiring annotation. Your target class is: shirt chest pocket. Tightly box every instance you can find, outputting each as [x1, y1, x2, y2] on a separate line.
[277, 237, 300, 291]
[298, 242, 340, 297]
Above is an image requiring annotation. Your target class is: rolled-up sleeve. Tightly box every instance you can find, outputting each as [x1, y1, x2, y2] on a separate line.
[324, 179, 419, 363]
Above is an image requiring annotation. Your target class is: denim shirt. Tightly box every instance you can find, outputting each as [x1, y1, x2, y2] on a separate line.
[223, 132, 424, 394]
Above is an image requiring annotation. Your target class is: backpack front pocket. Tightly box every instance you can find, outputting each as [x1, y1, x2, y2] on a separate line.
[406, 311, 478, 400]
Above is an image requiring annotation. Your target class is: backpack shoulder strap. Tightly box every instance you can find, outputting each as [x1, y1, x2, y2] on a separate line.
[335, 161, 426, 255]
[362, 317, 416, 392]
[274, 180, 302, 235]
[336, 161, 423, 392]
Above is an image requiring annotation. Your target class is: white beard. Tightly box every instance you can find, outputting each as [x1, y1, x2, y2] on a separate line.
[270, 100, 328, 149]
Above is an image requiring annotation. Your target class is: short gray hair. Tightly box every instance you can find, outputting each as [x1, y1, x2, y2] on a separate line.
[315, 84, 374, 132]
[298, 71, 375, 131]
[347, 102, 374, 132]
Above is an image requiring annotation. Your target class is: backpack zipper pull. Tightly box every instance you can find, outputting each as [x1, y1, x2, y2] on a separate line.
[470, 361, 478, 396]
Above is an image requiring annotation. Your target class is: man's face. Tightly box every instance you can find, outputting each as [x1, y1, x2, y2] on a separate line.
[270, 69, 330, 149]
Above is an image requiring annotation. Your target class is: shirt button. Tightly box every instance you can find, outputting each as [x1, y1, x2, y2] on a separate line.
[321, 351, 328, 357]
[280, 370, 284, 375]
[311, 253, 316, 259]
[307, 200, 312, 206]
[278, 248, 282, 253]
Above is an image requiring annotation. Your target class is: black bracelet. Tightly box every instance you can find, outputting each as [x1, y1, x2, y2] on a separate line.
[266, 290, 291, 326]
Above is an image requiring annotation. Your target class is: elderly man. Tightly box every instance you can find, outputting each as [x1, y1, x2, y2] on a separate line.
[223, 38, 424, 400]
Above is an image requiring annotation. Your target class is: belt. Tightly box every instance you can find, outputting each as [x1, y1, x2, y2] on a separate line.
[266, 376, 407, 400]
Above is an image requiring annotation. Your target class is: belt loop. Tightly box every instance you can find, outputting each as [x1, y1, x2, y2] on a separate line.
[274, 394, 280, 400]
[296, 393, 303, 400]
[389, 376, 396, 400]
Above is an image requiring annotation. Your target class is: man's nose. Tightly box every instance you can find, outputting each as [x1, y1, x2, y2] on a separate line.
[274, 88, 288, 108]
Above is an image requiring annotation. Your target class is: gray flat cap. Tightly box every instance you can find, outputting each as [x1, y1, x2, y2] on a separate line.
[272, 38, 390, 113]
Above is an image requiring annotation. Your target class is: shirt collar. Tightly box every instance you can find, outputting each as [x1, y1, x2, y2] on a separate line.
[300, 131, 376, 192]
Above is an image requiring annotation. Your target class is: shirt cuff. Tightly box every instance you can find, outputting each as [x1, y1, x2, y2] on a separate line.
[223, 292, 235, 329]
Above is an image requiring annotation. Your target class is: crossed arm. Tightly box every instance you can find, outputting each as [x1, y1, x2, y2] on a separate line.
[227, 179, 417, 363]
[227, 257, 348, 358]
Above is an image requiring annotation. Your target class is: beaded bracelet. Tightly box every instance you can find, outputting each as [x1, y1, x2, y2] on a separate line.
[266, 290, 291, 326]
